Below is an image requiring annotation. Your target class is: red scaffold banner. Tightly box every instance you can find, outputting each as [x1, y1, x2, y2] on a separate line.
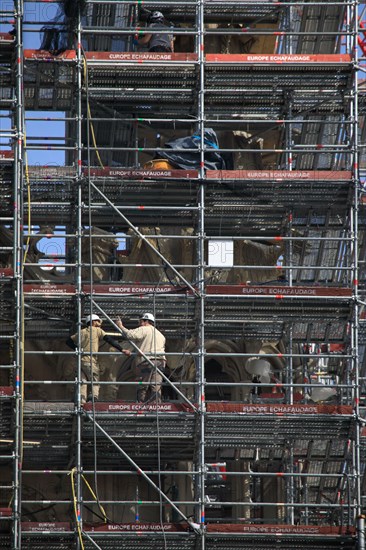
[206, 170, 352, 181]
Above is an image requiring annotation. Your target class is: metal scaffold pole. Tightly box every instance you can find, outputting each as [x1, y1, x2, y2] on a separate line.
[352, 2, 365, 548]
[13, 0, 24, 547]
[75, 10, 84, 548]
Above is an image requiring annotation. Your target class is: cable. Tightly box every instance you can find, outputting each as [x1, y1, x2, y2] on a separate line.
[19, 120, 31, 478]
[82, 50, 104, 169]
[70, 467, 85, 549]
[23, 129, 32, 266]
[154, 227, 179, 287]
[81, 473, 108, 523]
[70, 468, 109, 548]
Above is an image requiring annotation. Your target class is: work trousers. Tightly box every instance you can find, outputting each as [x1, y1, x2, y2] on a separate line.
[136, 360, 164, 403]
[149, 46, 172, 52]
[80, 362, 100, 401]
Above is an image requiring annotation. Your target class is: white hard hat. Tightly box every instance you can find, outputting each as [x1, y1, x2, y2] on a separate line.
[148, 11, 164, 22]
[85, 314, 101, 325]
[140, 312, 155, 323]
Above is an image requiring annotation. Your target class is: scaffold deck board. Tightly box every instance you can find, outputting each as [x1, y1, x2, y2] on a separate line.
[85, 167, 199, 180]
[16, 168, 353, 226]
[39, 167, 350, 184]
[0, 151, 14, 162]
[0, 388, 14, 448]
[15, 400, 355, 468]
[14, 168, 352, 224]
[206, 170, 352, 181]
[0, 269, 14, 279]
[205, 403, 354, 445]
[85, 52, 198, 63]
[17, 522, 357, 536]
[21, 283, 352, 341]
[139, 2, 282, 22]
[22, 52, 352, 113]
[0, 537, 355, 550]
[23, 50, 76, 61]
[4, 522, 355, 550]
[24, 51, 352, 67]
[22, 283, 353, 298]
[206, 53, 352, 65]
[0, 33, 14, 45]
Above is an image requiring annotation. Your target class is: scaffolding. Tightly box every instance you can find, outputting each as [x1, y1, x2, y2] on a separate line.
[1, 0, 366, 548]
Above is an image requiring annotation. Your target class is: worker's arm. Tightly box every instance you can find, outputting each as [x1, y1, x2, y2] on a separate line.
[116, 316, 144, 342]
[137, 33, 152, 46]
[116, 316, 124, 330]
[103, 334, 131, 356]
[66, 336, 77, 350]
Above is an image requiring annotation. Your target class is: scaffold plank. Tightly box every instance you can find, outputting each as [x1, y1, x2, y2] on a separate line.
[206, 403, 353, 415]
[206, 524, 355, 536]
[84, 523, 190, 533]
[206, 285, 353, 297]
[22, 283, 353, 298]
[206, 170, 352, 181]
[0, 387, 13, 397]
[12, 522, 357, 550]
[23, 50, 76, 61]
[205, 53, 352, 65]
[0, 33, 15, 47]
[24, 52, 351, 66]
[85, 52, 198, 63]
[21, 522, 71, 532]
[205, 402, 354, 445]
[85, 167, 199, 179]
[83, 402, 193, 413]
[0, 269, 14, 279]
[0, 151, 14, 162]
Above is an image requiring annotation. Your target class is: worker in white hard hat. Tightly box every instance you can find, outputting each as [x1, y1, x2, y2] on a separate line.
[116, 313, 166, 403]
[66, 314, 128, 403]
[136, 11, 174, 53]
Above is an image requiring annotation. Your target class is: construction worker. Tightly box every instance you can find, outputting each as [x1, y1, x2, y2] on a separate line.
[137, 11, 174, 53]
[116, 313, 166, 403]
[66, 314, 128, 403]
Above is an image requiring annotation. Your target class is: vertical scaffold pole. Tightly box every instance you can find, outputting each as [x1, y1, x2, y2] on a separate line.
[12, 0, 24, 550]
[75, 11, 84, 549]
[14, 0, 24, 547]
[351, 1, 364, 548]
[197, 0, 206, 546]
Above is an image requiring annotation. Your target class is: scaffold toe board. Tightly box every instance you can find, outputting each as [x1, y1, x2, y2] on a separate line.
[0, 151, 14, 162]
[0, 33, 15, 47]
[85, 52, 198, 64]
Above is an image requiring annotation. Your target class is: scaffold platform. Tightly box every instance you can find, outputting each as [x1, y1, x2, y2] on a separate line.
[17, 167, 354, 230]
[205, 403, 354, 446]
[0, 522, 356, 550]
[22, 51, 353, 113]
[16, 400, 355, 470]
[20, 283, 353, 341]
